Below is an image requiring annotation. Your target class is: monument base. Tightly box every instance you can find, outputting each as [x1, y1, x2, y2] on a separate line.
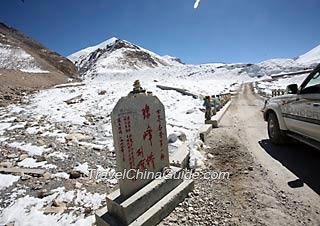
[96, 167, 194, 226]
[169, 143, 190, 169]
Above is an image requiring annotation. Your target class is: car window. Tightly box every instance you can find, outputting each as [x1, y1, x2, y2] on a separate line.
[301, 71, 320, 94]
[306, 71, 320, 87]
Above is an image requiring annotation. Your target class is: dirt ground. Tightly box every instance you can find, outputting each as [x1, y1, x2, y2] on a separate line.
[160, 83, 320, 226]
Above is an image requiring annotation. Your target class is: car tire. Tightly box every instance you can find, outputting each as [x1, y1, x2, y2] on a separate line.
[267, 112, 287, 144]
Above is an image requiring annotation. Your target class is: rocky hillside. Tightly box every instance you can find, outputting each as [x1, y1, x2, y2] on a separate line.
[68, 37, 183, 78]
[0, 22, 79, 106]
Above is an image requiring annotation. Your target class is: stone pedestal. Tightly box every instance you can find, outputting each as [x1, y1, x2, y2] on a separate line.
[96, 167, 194, 226]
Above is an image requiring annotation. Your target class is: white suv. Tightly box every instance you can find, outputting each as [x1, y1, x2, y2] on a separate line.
[263, 64, 320, 150]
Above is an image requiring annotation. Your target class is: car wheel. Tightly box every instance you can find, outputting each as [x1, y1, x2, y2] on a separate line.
[267, 112, 287, 144]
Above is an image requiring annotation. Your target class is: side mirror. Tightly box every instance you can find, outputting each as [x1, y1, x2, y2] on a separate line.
[286, 84, 298, 94]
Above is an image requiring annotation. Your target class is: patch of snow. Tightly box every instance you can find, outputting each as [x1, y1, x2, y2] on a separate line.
[0, 116, 16, 122]
[0, 43, 49, 73]
[8, 142, 50, 156]
[0, 174, 20, 190]
[52, 172, 70, 179]
[74, 162, 89, 175]
[17, 158, 56, 169]
[7, 122, 27, 131]
[0, 122, 11, 135]
[0, 137, 8, 142]
[74, 190, 106, 210]
[189, 140, 206, 169]
[48, 151, 69, 160]
[78, 141, 105, 150]
[0, 189, 99, 226]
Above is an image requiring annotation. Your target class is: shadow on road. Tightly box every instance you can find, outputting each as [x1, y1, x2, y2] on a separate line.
[259, 139, 320, 195]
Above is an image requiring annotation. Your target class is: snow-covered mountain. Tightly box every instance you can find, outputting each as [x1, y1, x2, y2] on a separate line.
[295, 44, 320, 65]
[68, 37, 183, 77]
[245, 45, 320, 77]
[69, 36, 319, 79]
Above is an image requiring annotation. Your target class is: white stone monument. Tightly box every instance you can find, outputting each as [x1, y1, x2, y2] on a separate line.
[96, 81, 194, 226]
[111, 91, 169, 197]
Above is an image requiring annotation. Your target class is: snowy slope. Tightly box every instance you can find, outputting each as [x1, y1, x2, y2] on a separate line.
[68, 37, 183, 77]
[0, 43, 48, 73]
[0, 22, 78, 77]
[296, 44, 320, 65]
[244, 58, 310, 77]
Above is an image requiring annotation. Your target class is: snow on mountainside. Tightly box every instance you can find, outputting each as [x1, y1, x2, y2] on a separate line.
[0, 22, 78, 77]
[68, 37, 183, 77]
[243, 58, 311, 77]
[296, 44, 320, 65]
[69, 36, 319, 79]
[0, 43, 48, 73]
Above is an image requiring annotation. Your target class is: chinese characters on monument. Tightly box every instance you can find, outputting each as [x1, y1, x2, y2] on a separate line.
[111, 91, 169, 197]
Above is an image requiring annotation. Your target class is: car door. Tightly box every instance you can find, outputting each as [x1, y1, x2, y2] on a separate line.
[283, 70, 320, 141]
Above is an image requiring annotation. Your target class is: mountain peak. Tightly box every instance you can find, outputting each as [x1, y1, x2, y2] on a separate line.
[68, 37, 182, 77]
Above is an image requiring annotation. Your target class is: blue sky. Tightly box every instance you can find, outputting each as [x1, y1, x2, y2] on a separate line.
[1, 0, 319, 64]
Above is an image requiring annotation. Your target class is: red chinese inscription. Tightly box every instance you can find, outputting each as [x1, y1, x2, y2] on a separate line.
[156, 109, 165, 156]
[143, 125, 153, 146]
[142, 104, 151, 120]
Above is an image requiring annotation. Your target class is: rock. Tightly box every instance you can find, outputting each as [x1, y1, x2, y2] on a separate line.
[0, 161, 13, 168]
[43, 199, 67, 214]
[168, 134, 178, 143]
[37, 139, 45, 146]
[75, 182, 82, 189]
[7, 153, 18, 159]
[36, 156, 46, 162]
[248, 166, 254, 171]
[48, 143, 57, 149]
[98, 90, 107, 95]
[69, 171, 81, 179]
[83, 121, 90, 126]
[43, 172, 51, 180]
[207, 153, 214, 159]
[52, 199, 66, 208]
[37, 189, 53, 198]
[65, 133, 92, 142]
[64, 94, 84, 105]
[21, 174, 31, 181]
[193, 190, 200, 196]
[177, 132, 187, 142]
[19, 154, 29, 161]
